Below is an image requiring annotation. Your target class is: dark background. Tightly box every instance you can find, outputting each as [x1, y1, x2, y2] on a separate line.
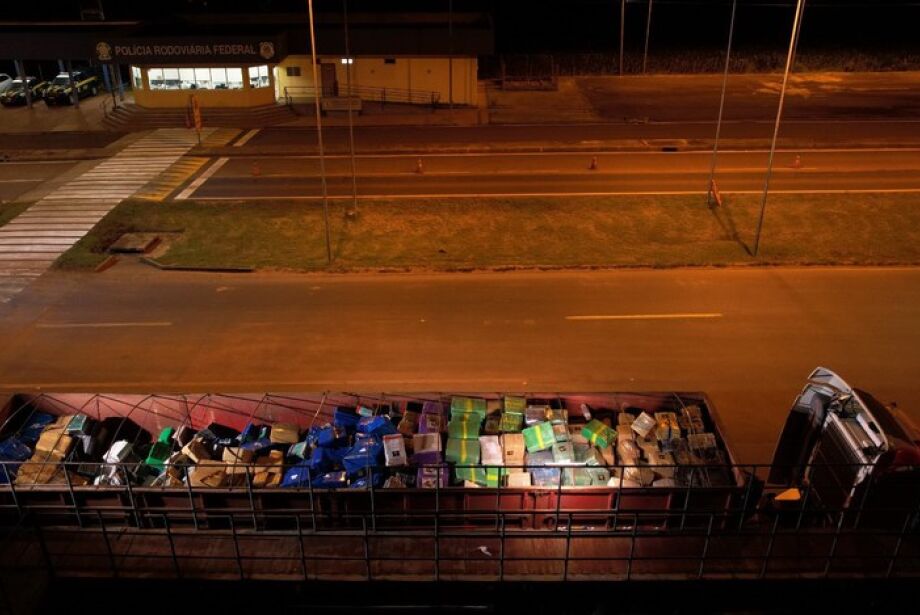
[6, 1, 920, 54]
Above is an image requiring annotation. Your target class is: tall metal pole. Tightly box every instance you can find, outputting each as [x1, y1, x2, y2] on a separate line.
[448, 0, 454, 109]
[706, 0, 737, 206]
[619, 0, 626, 76]
[343, 0, 358, 218]
[308, 0, 332, 264]
[642, 0, 653, 74]
[753, 0, 806, 256]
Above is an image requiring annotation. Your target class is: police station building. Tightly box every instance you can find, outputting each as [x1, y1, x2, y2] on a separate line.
[0, 5, 492, 110]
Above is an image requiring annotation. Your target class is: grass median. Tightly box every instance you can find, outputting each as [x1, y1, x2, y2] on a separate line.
[54, 193, 920, 272]
[0, 202, 30, 228]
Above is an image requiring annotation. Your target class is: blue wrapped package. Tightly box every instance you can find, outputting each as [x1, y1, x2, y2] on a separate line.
[343, 436, 383, 476]
[18, 412, 55, 446]
[0, 437, 32, 484]
[316, 425, 348, 448]
[314, 471, 347, 489]
[0, 437, 31, 462]
[349, 470, 385, 489]
[333, 407, 360, 432]
[240, 423, 260, 443]
[281, 462, 313, 488]
[309, 446, 337, 473]
[240, 437, 272, 453]
[357, 416, 397, 437]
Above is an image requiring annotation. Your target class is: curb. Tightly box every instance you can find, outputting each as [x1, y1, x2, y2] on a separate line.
[140, 256, 253, 273]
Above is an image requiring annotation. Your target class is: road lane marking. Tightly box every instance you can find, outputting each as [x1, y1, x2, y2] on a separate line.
[36, 321, 173, 329]
[248, 147, 920, 160]
[175, 156, 229, 200]
[234, 128, 261, 147]
[0, 179, 43, 183]
[189, 188, 920, 200]
[566, 313, 723, 321]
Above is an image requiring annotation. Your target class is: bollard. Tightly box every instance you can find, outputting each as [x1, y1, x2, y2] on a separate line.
[415, 158, 424, 174]
[589, 156, 598, 170]
[251, 162, 261, 177]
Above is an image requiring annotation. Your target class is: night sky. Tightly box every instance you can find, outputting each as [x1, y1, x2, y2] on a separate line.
[6, 0, 920, 54]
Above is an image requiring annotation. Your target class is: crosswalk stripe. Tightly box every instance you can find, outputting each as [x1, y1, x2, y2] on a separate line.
[0, 128, 209, 303]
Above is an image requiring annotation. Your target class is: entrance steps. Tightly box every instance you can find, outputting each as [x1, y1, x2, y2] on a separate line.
[101, 103, 297, 131]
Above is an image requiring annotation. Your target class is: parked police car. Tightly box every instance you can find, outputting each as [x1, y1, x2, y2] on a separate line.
[0, 77, 49, 107]
[43, 71, 100, 106]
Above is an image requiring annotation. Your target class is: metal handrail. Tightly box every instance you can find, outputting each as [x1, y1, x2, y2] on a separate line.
[283, 84, 441, 107]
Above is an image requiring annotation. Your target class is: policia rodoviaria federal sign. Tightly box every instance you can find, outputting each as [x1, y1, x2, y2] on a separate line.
[93, 37, 282, 64]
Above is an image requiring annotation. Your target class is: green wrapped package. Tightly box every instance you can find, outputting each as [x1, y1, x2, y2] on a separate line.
[586, 466, 611, 484]
[454, 465, 485, 484]
[553, 423, 569, 442]
[503, 396, 526, 414]
[448, 415, 481, 439]
[476, 466, 501, 487]
[582, 419, 613, 449]
[450, 396, 488, 421]
[144, 426, 176, 471]
[483, 414, 502, 435]
[552, 441, 575, 464]
[446, 437, 481, 465]
[500, 411, 524, 433]
[564, 467, 594, 486]
[522, 421, 555, 453]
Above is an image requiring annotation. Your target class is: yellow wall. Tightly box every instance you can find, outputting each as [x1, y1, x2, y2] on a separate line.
[275, 55, 479, 106]
[132, 65, 276, 108]
[134, 86, 276, 108]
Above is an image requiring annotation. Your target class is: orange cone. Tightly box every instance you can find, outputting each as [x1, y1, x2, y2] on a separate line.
[415, 158, 424, 174]
[251, 162, 261, 177]
[589, 156, 598, 170]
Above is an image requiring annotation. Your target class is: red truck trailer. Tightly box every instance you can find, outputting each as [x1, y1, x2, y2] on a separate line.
[0, 368, 917, 582]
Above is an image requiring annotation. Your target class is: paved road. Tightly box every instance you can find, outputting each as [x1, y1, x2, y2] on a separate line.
[0, 160, 78, 201]
[1, 265, 918, 463]
[186, 148, 920, 198]
[238, 120, 920, 153]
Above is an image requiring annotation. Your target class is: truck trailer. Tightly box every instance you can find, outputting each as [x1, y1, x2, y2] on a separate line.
[0, 368, 917, 582]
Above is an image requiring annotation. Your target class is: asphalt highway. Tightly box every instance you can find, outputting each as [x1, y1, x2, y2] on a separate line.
[185, 148, 920, 199]
[237, 120, 920, 153]
[1, 265, 918, 464]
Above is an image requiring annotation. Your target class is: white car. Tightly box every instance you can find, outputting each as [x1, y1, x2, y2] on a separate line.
[0, 74, 13, 94]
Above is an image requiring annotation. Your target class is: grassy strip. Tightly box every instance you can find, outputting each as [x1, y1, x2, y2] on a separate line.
[0, 202, 30, 228]
[55, 193, 920, 272]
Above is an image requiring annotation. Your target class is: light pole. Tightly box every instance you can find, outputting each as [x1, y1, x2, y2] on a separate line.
[642, 0, 653, 74]
[308, 0, 332, 264]
[753, 0, 806, 257]
[706, 0, 737, 206]
[619, 0, 626, 76]
[343, 0, 358, 218]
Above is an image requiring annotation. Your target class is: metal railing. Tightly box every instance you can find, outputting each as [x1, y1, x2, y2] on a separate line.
[283, 85, 441, 108]
[1, 460, 918, 582]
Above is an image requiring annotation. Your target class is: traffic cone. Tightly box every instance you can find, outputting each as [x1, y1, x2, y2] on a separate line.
[415, 158, 424, 174]
[589, 156, 598, 170]
[790, 154, 802, 169]
[251, 162, 261, 177]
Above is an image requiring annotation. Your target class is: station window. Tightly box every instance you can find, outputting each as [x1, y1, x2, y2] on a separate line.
[249, 65, 270, 88]
[146, 67, 244, 90]
[131, 66, 142, 89]
[285, 66, 301, 77]
[384, 58, 396, 64]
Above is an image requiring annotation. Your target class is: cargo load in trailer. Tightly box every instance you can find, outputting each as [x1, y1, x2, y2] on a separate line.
[0, 368, 918, 582]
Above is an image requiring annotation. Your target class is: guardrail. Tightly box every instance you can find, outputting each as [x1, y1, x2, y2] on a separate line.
[1, 460, 918, 582]
[283, 85, 440, 108]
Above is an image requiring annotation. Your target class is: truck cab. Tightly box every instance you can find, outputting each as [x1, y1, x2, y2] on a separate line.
[769, 367, 920, 526]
